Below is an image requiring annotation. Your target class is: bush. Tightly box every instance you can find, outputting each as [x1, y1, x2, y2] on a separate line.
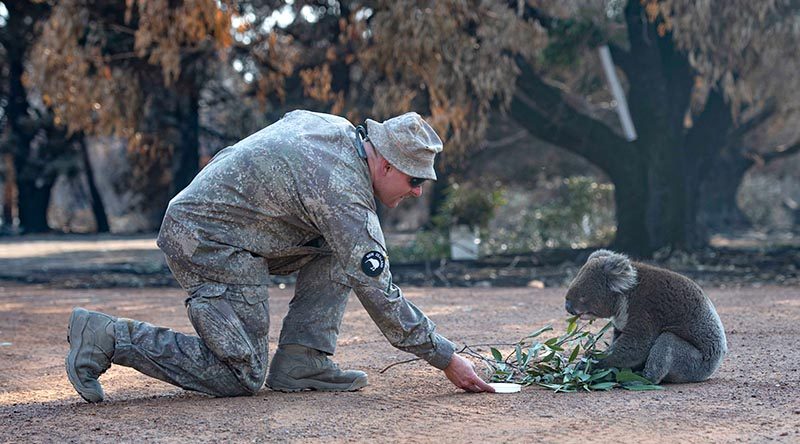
[388, 176, 616, 262]
[388, 230, 449, 263]
[483, 177, 615, 255]
[432, 182, 506, 230]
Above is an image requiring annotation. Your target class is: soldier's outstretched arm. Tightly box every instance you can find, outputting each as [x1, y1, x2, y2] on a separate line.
[351, 283, 455, 369]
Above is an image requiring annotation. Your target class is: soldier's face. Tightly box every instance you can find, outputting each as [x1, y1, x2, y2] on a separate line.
[374, 164, 424, 208]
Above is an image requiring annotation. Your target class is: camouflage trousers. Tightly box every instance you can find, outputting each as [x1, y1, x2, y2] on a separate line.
[110, 253, 351, 397]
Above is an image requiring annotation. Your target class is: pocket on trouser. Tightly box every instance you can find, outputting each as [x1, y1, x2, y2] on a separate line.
[186, 284, 270, 374]
[224, 285, 270, 340]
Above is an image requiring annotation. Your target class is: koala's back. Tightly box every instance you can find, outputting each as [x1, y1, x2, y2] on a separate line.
[629, 263, 727, 358]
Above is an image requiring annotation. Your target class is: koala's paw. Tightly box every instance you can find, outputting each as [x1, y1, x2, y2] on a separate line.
[642, 368, 666, 385]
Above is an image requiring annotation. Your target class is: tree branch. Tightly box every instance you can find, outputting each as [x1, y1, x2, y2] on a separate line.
[757, 140, 800, 165]
[480, 129, 529, 150]
[509, 57, 631, 173]
[728, 100, 777, 143]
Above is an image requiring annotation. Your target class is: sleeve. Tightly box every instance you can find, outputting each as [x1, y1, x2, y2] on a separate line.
[311, 200, 456, 369]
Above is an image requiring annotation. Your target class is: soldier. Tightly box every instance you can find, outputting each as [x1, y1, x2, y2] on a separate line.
[66, 110, 494, 402]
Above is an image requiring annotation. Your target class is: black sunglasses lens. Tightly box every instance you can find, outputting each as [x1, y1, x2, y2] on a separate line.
[409, 177, 426, 187]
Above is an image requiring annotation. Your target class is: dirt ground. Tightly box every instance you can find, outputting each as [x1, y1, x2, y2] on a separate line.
[1, 238, 799, 443]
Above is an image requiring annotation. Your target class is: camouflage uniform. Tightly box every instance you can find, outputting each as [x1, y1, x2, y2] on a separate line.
[110, 111, 456, 396]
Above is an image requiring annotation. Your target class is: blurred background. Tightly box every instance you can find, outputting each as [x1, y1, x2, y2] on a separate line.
[1, 0, 798, 273]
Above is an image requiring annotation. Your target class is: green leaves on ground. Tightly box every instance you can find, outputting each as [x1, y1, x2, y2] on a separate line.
[461, 316, 663, 393]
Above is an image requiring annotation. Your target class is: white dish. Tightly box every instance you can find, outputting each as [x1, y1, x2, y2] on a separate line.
[488, 382, 522, 393]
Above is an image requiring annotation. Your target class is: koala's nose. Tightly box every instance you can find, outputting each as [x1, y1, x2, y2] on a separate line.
[565, 300, 575, 315]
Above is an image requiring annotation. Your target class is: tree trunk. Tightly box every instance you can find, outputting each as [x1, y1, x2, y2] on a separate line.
[685, 90, 743, 237]
[2, 155, 16, 228]
[170, 75, 200, 198]
[608, 168, 650, 257]
[4, 1, 53, 233]
[696, 155, 752, 233]
[16, 179, 51, 233]
[128, 70, 201, 230]
[7, 13, 39, 232]
[80, 137, 110, 233]
[621, 0, 695, 253]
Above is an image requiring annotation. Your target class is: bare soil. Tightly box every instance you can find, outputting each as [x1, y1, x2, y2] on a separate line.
[0, 236, 799, 443]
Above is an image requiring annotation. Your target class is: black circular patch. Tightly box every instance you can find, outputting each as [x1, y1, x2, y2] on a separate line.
[361, 251, 385, 277]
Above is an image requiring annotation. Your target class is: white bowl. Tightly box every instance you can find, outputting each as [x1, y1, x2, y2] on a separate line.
[488, 382, 522, 393]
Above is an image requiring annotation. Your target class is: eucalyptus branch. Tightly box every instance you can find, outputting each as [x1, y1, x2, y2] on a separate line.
[379, 357, 421, 374]
[377, 316, 662, 393]
[475, 316, 661, 392]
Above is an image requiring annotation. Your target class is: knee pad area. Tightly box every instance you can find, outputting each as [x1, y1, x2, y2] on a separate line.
[188, 297, 268, 389]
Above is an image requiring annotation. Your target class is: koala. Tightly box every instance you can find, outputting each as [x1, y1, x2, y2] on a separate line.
[564, 249, 727, 384]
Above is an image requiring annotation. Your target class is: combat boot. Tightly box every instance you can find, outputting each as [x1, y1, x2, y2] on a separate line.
[266, 344, 368, 392]
[65, 307, 117, 403]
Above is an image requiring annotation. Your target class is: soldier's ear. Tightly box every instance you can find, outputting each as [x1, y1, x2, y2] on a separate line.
[380, 157, 393, 175]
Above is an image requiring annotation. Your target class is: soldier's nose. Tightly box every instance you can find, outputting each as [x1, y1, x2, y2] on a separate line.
[410, 186, 423, 197]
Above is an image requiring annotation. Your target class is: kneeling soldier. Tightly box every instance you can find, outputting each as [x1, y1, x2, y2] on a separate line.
[66, 110, 494, 402]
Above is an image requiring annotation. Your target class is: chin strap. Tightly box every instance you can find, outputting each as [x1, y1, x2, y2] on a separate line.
[355, 124, 369, 159]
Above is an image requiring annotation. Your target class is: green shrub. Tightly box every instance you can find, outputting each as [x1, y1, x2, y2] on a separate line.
[483, 177, 615, 255]
[388, 176, 616, 262]
[388, 230, 449, 263]
[432, 182, 507, 230]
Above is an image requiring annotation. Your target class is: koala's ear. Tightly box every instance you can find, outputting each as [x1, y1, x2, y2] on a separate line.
[596, 251, 637, 293]
[588, 249, 615, 262]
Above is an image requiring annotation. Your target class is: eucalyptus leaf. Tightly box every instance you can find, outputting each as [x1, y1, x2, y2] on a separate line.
[566, 316, 578, 334]
[568, 345, 580, 363]
[588, 369, 613, 381]
[615, 369, 655, 384]
[490, 347, 503, 363]
[622, 383, 665, 391]
[588, 382, 617, 390]
[525, 326, 554, 339]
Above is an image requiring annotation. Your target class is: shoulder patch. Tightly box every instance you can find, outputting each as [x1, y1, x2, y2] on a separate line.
[360, 251, 385, 277]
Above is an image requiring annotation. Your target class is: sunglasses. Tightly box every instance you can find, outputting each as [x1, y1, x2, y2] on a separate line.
[409, 177, 427, 188]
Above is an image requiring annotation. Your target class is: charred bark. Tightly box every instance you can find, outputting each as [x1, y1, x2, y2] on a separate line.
[170, 74, 201, 198]
[79, 137, 109, 233]
[2, 1, 52, 233]
[15, 179, 51, 233]
[6, 6, 43, 232]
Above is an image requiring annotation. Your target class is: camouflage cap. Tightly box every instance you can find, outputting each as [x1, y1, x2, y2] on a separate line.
[366, 112, 443, 180]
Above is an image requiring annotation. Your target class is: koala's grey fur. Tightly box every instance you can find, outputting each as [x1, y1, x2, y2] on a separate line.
[565, 249, 727, 384]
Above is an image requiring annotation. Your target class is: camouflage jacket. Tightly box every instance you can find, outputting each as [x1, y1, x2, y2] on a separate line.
[157, 110, 455, 369]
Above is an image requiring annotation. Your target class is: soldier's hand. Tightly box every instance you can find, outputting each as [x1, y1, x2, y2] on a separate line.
[443, 353, 495, 393]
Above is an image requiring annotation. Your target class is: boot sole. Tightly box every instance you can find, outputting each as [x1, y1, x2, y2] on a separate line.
[267, 374, 368, 393]
[65, 308, 104, 403]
